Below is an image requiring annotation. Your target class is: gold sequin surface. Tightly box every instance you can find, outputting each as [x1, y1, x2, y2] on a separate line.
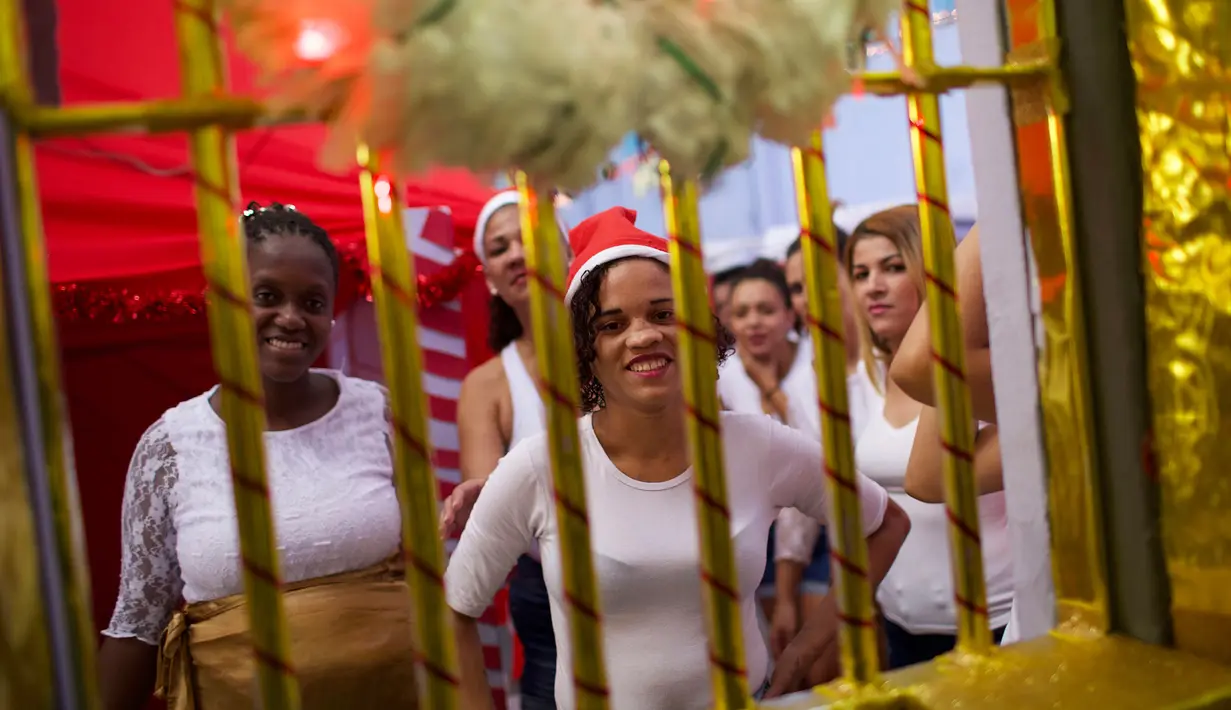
[1126, 0, 1231, 664]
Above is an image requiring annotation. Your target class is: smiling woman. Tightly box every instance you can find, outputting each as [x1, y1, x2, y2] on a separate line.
[442, 207, 910, 710]
[96, 203, 418, 710]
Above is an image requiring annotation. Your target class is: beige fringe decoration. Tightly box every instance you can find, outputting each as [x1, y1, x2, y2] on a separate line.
[223, 0, 896, 188]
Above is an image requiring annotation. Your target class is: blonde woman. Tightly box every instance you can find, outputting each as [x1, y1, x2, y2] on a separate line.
[844, 206, 1013, 668]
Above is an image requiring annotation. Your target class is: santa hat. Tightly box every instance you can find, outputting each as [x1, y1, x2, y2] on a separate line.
[565, 207, 671, 305]
[473, 190, 570, 270]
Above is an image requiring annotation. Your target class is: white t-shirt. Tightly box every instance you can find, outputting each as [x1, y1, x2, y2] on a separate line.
[853, 377, 1013, 634]
[445, 411, 890, 710]
[104, 370, 401, 645]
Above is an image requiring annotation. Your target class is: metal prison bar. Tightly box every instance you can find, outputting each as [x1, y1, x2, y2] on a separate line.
[5, 1, 1231, 709]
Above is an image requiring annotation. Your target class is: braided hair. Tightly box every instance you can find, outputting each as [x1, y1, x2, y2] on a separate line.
[241, 201, 339, 288]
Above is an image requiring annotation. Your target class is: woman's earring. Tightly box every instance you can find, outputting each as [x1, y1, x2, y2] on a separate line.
[331, 319, 337, 327]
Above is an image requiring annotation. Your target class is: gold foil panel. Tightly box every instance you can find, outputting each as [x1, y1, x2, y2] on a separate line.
[1006, 0, 1109, 633]
[1125, 0, 1231, 664]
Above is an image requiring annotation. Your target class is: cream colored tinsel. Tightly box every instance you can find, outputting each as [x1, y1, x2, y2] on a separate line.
[223, 0, 896, 189]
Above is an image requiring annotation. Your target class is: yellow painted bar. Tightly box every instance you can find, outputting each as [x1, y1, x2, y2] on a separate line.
[11, 65, 1049, 140]
[0, 256, 54, 709]
[659, 162, 750, 709]
[172, 0, 300, 707]
[0, 0, 101, 705]
[515, 173, 610, 709]
[1003, 0, 1108, 635]
[791, 132, 880, 684]
[19, 95, 304, 139]
[900, 3, 990, 652]
[356, 145, 457, 707]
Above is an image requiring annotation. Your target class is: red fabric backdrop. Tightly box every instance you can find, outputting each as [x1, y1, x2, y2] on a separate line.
[39, 0, 498, 692]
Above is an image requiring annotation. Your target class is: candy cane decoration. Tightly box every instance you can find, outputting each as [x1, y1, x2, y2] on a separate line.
[901, 0, 991, 652]
[792, 132, 881, 682]
[660, 161, 750, 709]
[173, 0, 301, 704]
[357, 145, 457, 709]
[515, 174, 611, 709]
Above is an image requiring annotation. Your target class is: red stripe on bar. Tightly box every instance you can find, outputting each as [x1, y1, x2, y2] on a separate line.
[940, 438, 974, 463]
[801, 146, 824, 162]
[673, 238, 704, 260]
[708, 652, 748, 678]
[208, 283, 249, 310]
[945, 508, 982, 545]
[251, 644, 297, 677]
[574, 678, 611, 699]
[216, 377, 264, 408]
[909, 117, 944, 146]
[418, 653, 462, 687]
[564, 591, 601, 621]
[837, 612, 877, 629]
[553, 489, 590, 524]
[905, 1, 930, 17]
[542, 382, 575, 410]
[377, 268, 418, 310]
[679, 320, 717, 344]
[701, 570, 740, 601]
[816, 399, 852, 424]
[929, 350, 965, 379]
[954, 594, 990, 617]
[916, 192, 951, 215]
[828, 548, 869, 579]
[230, 472, 269, 499]
[684, 404, 721, 433]
[528, 269, 566, 301]
[924, 271, 958, 299]
[694, 487, 731, 519]
[824, 464, 858, 494]
[391, 418, 431, 459]
[804, 315, 846, 345]
[405, 550, 445, 585]
[242, 557, 282, 588]
[800, 228, 836, 256]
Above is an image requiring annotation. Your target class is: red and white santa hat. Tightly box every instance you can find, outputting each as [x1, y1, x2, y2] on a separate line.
[473, 190, 571, 270]
[472, 191, 522, 269]
[565, 207, 671, 305]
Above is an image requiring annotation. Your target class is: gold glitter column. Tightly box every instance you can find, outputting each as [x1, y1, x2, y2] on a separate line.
[1124, 0, 1231, 664]
[1004, 0, 1110, 635]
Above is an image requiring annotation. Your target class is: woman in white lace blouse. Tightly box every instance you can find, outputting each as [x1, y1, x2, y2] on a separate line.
[98, 203, 414, 710]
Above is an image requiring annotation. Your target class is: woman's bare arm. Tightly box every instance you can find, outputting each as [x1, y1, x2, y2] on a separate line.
[903, 407, 1004, 503]
[99, 638, 158, 710]
[453, 612, 496, 710]
[889, 226, 998, 423]
[457, 363, 507, 483]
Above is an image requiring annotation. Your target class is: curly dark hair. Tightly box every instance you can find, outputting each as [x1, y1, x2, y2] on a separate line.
[487, 294, 525, 352]
[241, 201, 339, 289]
[570, 257, 734, 412]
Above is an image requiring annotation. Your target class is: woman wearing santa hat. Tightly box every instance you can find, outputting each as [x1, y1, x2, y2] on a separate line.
[454, 190, 564, 709]
[443, 206, 909, 710]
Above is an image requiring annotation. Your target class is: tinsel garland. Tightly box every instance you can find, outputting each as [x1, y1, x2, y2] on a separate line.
[53, 244, 481, 323]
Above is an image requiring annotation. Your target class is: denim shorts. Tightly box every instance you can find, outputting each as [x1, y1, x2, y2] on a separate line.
[758, 523, 831, 598]
[509, 555, 557, 702]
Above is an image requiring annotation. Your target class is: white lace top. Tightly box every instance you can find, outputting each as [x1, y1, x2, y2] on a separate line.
[103, 370, 402, 645]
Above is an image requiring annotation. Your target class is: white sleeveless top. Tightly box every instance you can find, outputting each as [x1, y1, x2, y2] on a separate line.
[853, 374, 1014, 634]
[500, 343, 545, 449]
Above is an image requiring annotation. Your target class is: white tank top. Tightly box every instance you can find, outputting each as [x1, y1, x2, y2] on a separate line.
[853, 379, 1014, 634]
[500, 343, 545, 450]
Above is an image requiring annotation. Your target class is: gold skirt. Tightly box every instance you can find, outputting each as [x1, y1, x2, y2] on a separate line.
[156, 559, 419, 710]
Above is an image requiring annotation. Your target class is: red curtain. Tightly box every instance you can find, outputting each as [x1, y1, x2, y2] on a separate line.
[40, 0, 496, 688]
